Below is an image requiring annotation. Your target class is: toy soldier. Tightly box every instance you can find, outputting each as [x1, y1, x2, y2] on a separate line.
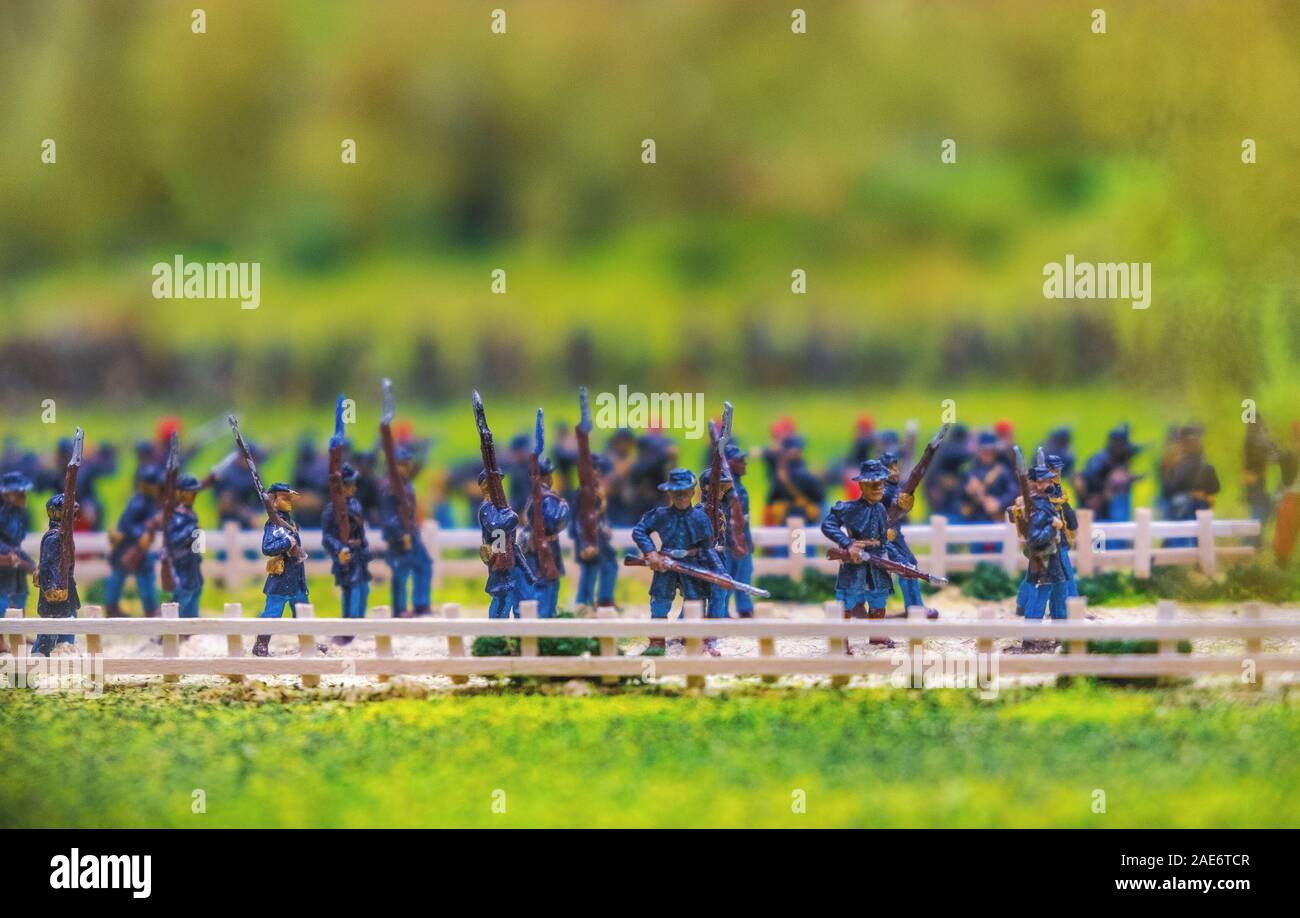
[520, 443, 570, 619]
[0, 471, 34, 619]
[880, 448, 942, 619]
[1161, 423, 1220, 546]
[1045, 454, 1079, 611]
[380, 380, 433, 617]
[104, 465, 163, 618]
[631, 468, 718, 653]
[251, 483, 309, 657]
[1021, 462, 1069, 651]
[722, 443, 754, 618]
[33, 428, 82, 657]
[768, 435, 826, 531]
[572, 453, 618, 614]
[321, 464, 371, 644]
[164, 474, 205, 619]
[1075, 424, 1143, 531]
[478, 470, 534, 618]
[822, 459, 896, 652]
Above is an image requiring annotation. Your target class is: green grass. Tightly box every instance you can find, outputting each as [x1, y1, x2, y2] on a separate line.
[2, 684, 1297, 827]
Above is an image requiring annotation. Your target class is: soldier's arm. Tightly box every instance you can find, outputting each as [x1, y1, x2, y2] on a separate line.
[262, 524, 294, 557]
[819, 505, 852, 550]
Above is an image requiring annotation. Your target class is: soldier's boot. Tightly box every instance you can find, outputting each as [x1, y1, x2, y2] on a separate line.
[703, 637, 721, 657]
[252, 635, 271, 657]
[867, 607, 896, 647]
[888, 607, 940, 620]
[1014, 605, 1026, 617]
[105, 602, 124, 618]
[332, 635, 355, 646]
[413, 605, 432, 617]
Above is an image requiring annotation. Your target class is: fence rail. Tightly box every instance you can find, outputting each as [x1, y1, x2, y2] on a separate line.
[34, 508, 1260, 588]
[5, 597, 1295, 687]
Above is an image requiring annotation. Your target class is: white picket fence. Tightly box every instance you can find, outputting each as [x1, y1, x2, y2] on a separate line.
[5, 597, 1297, 688]
[32, 507, 1259, 588]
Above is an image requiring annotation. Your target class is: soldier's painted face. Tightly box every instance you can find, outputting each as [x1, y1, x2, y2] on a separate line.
[2, 491, 25, 508]
[887, 463, 900, 483]
[274, 492, 297, 513]
[141, 481, 161, 498]
[343, 482, 358, 498]
[728, 457, 747, 478]
[178, 490, 198, 506]
[862, 480, 885, 502]
[667, 487, 694, 509]
[540, 472, 553, 490]
[397, 461, 414, 481]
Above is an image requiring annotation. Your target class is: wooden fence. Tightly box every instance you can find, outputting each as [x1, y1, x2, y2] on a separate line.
[5, 597, 1296, 688]
[37, 507, 1260, 588]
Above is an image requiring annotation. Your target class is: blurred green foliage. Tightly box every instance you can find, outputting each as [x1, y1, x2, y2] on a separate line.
[960, 561, 1019, 600]
[3, 684, 1298, 827]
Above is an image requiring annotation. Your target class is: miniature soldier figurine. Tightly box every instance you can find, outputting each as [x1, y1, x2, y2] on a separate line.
[1022, 463, 1069, 650]
[572, 454, 618, 613]
[822, 460, 896, 652]
[697, 464, 735, 654]
[104, 465, 163, 618]
[252, 483, 309, 658]
[381, 445, 433, 618]
[478, 470, 534, 618]
[1046, 454, 1079, 613]
[321, 463, 371, 644]
[165, 474, 205, 619]
[723, 443, 755, 618]
[881, 450, 933, 617]
[632, 468, 717, 652]
[520, 456, 571, 619]
[0, 471, 34, 618]
[33, 492, 79, 656]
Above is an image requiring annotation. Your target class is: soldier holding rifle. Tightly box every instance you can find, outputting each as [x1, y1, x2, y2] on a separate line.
[32, 428, 82, 657]
[0, 471, 35, 620]
[379, 380, 433, 617]
[473, 390, 536, 619]
[571, 387, 617, 614]
[521, 409, 570, 619]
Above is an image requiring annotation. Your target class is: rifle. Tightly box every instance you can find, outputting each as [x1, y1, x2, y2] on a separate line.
[121, 432, 178, 577]
[472, 390, 515, 572]
[227, 415, 305, 562]
[574, 387, 602, 558]
[888, 422, 951, 526]
[327, 393, 352, 547]
[200, 449, 240, 490]
[623, 554, 771, 598]
[58, 427, 83, 588]
[825, 544, 949, 586]
[379, 379, 417, 538]
[0, 554, 35, 573]
[704, 403, 733, 548]
[528, 408, 559, 581]
[1011, 446, 1033, 538]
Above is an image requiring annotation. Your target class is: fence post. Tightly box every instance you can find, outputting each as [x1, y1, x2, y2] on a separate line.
[929, 516, 948, 580]
[224, 602, 244, 683]
[999, 521, 1019, 575]
[597, 607, 618, 686]
[519, 600, 539, 659]
[1196, 510, 1217, 577]
[296, 603, 320, 688]
[425, 520, 442, 590]
[1134, 508, 1153, 579]
[786, 516, 806, 581]
[1075, 509, 1095, 576]
[976, 606, 994, 658]
[81, 605, 103, 689]
[823, 600, 848, 687]
[3, 608, 20, 686]
[755, 601, 776, 684]
[442, 602, 468, 685]
[1244, 600, 1263, 691]
[222, 521, 242, 587]
[161, 601, 180, 685]
[372, 605, 392, 683]
[683, 599, 704, 689]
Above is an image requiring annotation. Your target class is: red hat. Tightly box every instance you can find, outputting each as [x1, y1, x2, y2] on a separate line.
[994, 419, 1014, 438]
[156, 416, 182, 445]
[770, 416, 796, 440]
[856, 414, 875, 436]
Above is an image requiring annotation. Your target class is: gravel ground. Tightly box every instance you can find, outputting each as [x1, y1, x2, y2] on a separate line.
[81, 590, 1300, 693]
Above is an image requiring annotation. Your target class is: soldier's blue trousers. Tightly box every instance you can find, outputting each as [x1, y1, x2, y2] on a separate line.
[650, 596, 677, 619]
[341, 583, 369, 619]
[261, 589, 310, 619]
[0, 588, 28, 613]
[1016, 576, 1033, 611]
[388, 550, 432, 613]
[532, 580, 560, 618]
[32, 615, 76, 655]
[488, 589, 524, 619]
[899, 576, 924, 611]
[574, 553, 618, 606]
[173, 584, 202, 618]
[1025, 581, 1067, 620]
[836, 587, 889, 612]
[105, 564, 158, 614]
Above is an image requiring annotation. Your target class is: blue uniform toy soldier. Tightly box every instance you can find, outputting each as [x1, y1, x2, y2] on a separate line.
[631, 467, 717, 652]
[1020, 462, 1069, 650]
[521, 411, 571, 619]
[251, 483, 310, 656]
[880, 450, 932, 617]
[571, 453, 618, 612]
[379, 380, 432, 617]
[478, 470, 536, 618]
[33, 428, 83, 657]
[104, 464, 164, 618]
[164, 474, 206, 619]
[822, 459, 896, 652]
[1045, 453, 1079, 615]
[0, 471, 35, 619]
[722, 443, 755, 618]
[962, 431, 1017, 525]
[321, 463, 371, 644]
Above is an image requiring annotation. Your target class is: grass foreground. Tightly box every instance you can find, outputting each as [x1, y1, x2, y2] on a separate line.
[1, 683, 1298, 828]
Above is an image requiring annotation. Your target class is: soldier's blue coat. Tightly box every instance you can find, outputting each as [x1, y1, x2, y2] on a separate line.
[1048, 485, 1078, 548]
[882, 481, 918, 565]
[165, 505, 204, 591]
[478, 500, 527, 596]
[0, 503, 31, 596]
[961, 459, 1017, 521]
[109, 492, 159, 567]
[731, 475, 753, 550]
[380, 481, 429, 561]
[821, 497, 894, 594]
[523, 490, 570, 580]
[262, 513, 308, 596]
[321, 497, 371, 587]
[632, 504, 717, 601]
[37, 526, 79, 616]
[1025, 495, 1067, 585]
